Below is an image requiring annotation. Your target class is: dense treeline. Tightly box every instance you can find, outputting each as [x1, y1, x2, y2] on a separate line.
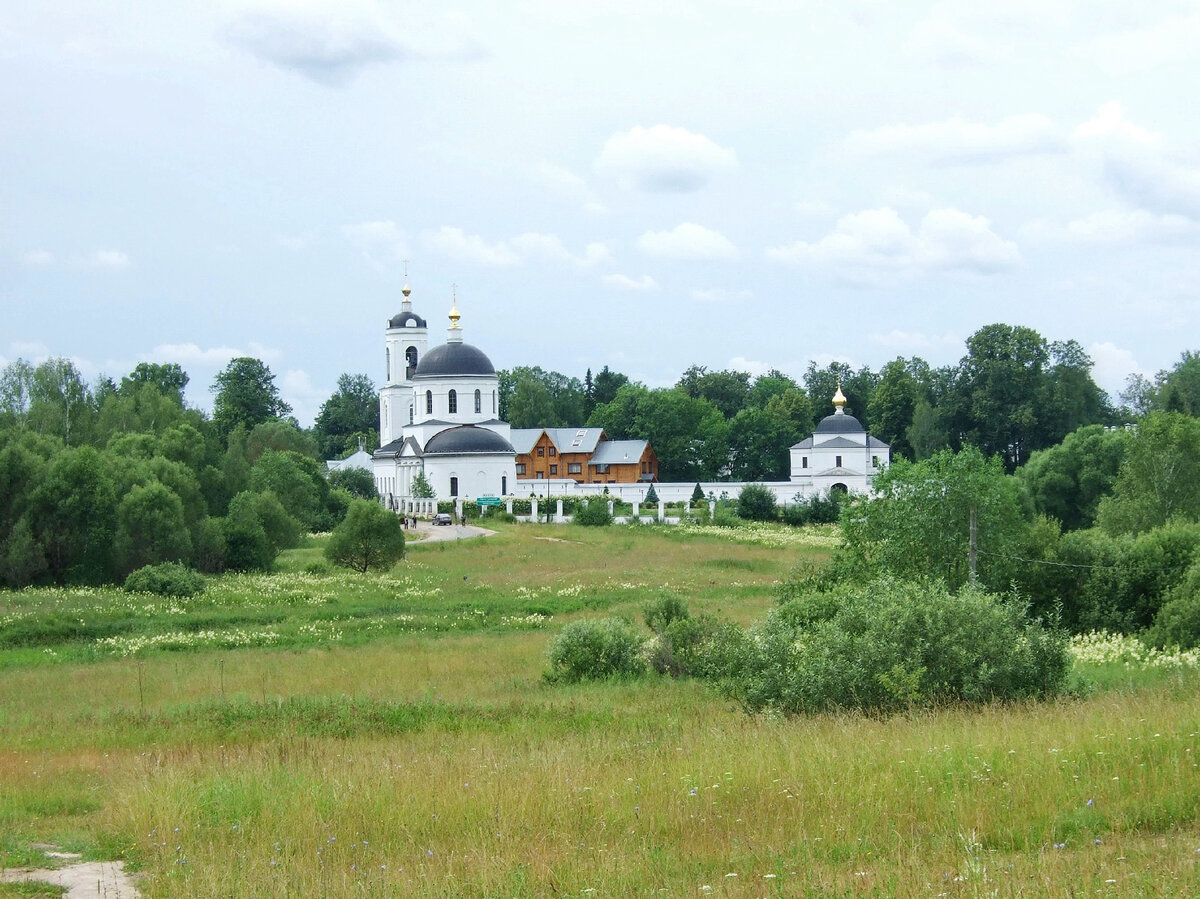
[500, 324, 1200, 481]
[3, 325, 1199, 607]
[0, 357, 380, 588]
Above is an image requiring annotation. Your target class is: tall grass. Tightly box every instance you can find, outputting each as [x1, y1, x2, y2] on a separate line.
[1, 522, 1198, 896]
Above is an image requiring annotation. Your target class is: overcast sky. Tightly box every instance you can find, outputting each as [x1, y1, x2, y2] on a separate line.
[4, 1, 1199, 425]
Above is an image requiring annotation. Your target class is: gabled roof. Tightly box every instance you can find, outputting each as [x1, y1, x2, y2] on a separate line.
[589, 440, 650, 466]
[544, 427, 605, 454]
[791, 434, 891, 451]
[815, 466, 862, 477]
[811, 435, 865, 449]
[374, 435, 423, 459]
[326, 449, 373, 472]
[509, 428, 544, 455]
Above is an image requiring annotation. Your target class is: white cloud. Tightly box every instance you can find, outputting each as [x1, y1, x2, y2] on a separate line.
[221, 7, 410, 86]
[508, 233, 611, 267]
[691, 287, 752, 303]
[532, 162, 606, 214]
[10, 341, 49, 359]
[86, 250, 130, 269]
[1023, 209, 1198, 244]
[424, 227, 607, 268]
[280, 368, 327, 428]
[1088, 341, 1145, 395]
[1102, 154, 1200, 220]
[343, 220, 410, 267]
[603, 273, 658, 291]
[845, 114, 1063, 163]
[726, 356, 775, 378]
[636, 222, 739, 261]
[144, 342, 282, 367]
[765, 207, 1020, 282]
[1073, 101, 1160, 146]
[21, 250, 54, 266]
[868, 329, 961, 352]
[594, 125, 737, 192]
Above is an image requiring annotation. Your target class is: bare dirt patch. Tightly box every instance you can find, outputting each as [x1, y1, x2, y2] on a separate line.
[1, 850, 139, 898]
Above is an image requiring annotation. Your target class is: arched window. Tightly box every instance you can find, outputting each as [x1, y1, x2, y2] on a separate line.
[448, 389, 458, 414]
[385, 347, 391, 382]
[492, 390, 497, 414]
[408, 403, 413, 424]
[405, 346, 418, 379]
[474, 389, 481, 414]
[426, 390, 433, 415]
[450, 476, 459, 497]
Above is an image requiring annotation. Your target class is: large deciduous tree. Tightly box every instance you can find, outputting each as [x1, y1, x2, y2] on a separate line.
[121, 362, 189, 405]
[313, 373, 379, 459]
[840, 446, 1026, 591]
[948, 324, 1049, 468]
[1098, 412, 1200, 535]
[676, 366, 751, 419]
[1018, 424, 1129, 531]
[211, 357, 291, 439]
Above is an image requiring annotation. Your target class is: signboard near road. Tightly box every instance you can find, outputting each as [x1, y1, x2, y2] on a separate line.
[477, 497, 502, 506]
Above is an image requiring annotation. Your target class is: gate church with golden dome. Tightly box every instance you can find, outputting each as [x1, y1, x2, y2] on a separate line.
[372, 285, 516, 511]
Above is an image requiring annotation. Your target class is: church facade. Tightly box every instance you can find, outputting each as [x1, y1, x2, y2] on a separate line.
[789, 385, 890, 494]
[372, 285, 516, 510]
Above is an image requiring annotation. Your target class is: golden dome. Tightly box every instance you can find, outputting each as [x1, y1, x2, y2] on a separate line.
[832, 384, 847, 410]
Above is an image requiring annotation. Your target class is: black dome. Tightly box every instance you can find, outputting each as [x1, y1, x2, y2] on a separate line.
[388, 310, 427, 329]
[814, 412, 865, 435]
[414, 342, 495, 377]
[424, 425, 514, 455]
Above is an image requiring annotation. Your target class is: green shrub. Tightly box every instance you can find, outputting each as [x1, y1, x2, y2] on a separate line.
[645, 613, 736, 678]
[574, 497, 613, 527]
[222, 502, 275, 573]
[327, 467, 377, 500]
[314, 487, 353, 532]
[781, 492, 843, 526]
[716, 576, 1069, 715]
[325, 499, 406, 573]
[544, 618, 646, 683]
[123, 562, 207, 597]
[192, 516, 227, 574]
[737, 484, 777, 521]
[643, 592, 689, 634]
[1148, 560, 1200, 649]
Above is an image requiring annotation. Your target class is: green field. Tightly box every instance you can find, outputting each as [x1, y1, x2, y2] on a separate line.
[2, 523, 1199, 897]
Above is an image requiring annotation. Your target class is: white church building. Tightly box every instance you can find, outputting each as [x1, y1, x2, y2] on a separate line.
[372, 285, 516, 512]
[788, 385, 890, 495]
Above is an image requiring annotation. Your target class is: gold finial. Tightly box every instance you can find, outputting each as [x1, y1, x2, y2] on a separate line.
[448, 284, 461, 329]
[402, 261, 411, 298]
[832, 382, 847, 411]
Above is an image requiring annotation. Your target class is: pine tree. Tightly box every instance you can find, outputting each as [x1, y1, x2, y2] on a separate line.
[644, 483, 659, 504]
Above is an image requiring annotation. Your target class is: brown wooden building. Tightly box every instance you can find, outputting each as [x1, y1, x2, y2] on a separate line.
[511, 428, 658, 484]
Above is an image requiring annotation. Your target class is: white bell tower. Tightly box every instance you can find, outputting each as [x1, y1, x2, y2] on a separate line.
[379, 280, 428, 445]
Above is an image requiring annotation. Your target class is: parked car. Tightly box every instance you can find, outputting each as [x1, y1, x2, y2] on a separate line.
[433, 513, 453, 526]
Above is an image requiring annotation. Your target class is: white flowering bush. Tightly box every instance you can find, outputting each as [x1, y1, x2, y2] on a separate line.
[1068, 630, 1200, 670]
[672, 522, 839, 550]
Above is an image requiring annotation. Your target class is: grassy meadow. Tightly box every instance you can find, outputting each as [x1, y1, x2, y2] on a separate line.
[1, 522, 1199, 897]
